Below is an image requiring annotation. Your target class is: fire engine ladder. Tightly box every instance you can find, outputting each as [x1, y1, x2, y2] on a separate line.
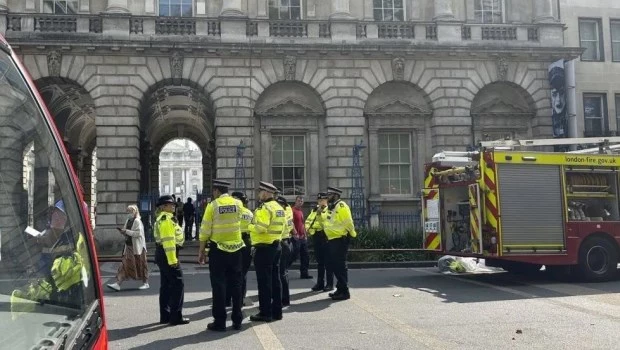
[479, 136, 620, 152]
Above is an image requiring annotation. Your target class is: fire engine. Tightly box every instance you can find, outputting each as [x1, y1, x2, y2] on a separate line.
[421, 136, 620, 282]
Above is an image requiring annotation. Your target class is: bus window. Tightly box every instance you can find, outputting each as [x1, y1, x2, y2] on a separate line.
[0, 48, 102, 348]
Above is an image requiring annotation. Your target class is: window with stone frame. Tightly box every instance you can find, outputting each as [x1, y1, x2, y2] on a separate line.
[271, 135, 305, 196]
[373, 0, 405, 21]
[579, 18, 604, 61]
[378, 133, 412, 195]
[474, 0, 504, 24]
[583, 93, 608, 137]
[159, 0, 193, 17]
[611, 20, 620, 62]
[42, 0, 78, 14]
[269, 0, 302, 20]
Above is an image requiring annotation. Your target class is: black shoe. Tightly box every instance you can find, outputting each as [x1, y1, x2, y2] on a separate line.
[159, 319, 170, 325]
[207, 322, 226, 332]
[233, 323, 242, 330]
[328, 289, 341, 298]
[250, 314, 272, 322]
[282, 300, 290, 307]
[311, 284, 324, 292]
[323, 285, 334, 292]
[169, 317, 190, 326]
[331, 293, 350, 301]
[272, 314, 283, 321]
[300, 274, 313, 279]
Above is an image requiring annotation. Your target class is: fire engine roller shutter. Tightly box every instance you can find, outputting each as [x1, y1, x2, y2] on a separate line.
[497, 163, 565, 252]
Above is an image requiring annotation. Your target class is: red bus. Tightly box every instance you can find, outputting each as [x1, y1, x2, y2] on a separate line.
[0, 35, 107, 348]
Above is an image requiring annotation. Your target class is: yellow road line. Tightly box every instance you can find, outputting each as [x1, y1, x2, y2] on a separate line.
[252, 323, 285, 350]
[350, 296, 457, 350]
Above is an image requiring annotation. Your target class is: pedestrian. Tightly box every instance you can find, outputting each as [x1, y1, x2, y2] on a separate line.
[306, 193, 333, 292]
[249, 181, 285, 322]
[226, 191, 253, 307]
[198, 180, 245, 331]
[176, 197, 184, 228]
[291, 196, 312, 279]
[107, 205, 149, 291]
[183, 197, 195, 241]
[154, 195, 189, 325]
[322, 187, 357, 301]
[276, 195, 294, 306]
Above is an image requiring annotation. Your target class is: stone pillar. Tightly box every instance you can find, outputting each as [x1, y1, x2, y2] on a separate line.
[330, 0, 356, 41]
[330, 0, 353, 19]
[94, 108, 140, 253]
[367, 128, 380, 199]
[533, 0, 555, 23]
[257, 0, 267, 18]
[144, 0, 155, 15]
[221, 0, 244, 17]
[433, 0, 455, 21]
[106, 0, 129, 13]
[363, 0, 374, 20]
[169, 168, 174, 193]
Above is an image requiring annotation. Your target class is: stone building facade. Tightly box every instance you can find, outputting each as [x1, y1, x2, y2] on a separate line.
[159, 139, 203, 199]
[0, 0, 581, 249]
[561, 0, 620, 137]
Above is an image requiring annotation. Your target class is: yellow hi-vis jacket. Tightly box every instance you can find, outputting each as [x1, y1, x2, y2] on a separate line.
[305, 205, 325, 236]
[322, 199, 357, 240]
[240, 206, 253, 234]
[282, 206, 294, 240]
[155, 211, 184, 265]
[249, 198, 285, 245]
[199, 194, 245, 253]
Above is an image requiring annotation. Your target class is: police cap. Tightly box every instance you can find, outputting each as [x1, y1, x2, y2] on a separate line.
[326, 186, 343, 195]
[317, 192, 329, 199]
[157, 195, 175, 207]
[213, 179, 231, 188]
[258, 181, 278, 193]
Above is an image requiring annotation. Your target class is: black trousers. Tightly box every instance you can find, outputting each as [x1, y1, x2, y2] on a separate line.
[279, 239, 292, 304]
[328, 237, 349, 294]
[291, 238, 310, 277]
[155, 245, 185, 323]
[208, 244, 243, 326]
[183, 216, 194, 240]
[227, 234, 252, 302]
[313, 231, 333, 287]
[253, 242, 282, 318]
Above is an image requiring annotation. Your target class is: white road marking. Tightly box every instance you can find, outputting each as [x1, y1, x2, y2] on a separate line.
[252, 323, 285, 350]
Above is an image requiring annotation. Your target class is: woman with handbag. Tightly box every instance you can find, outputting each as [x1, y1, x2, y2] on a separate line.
[107, 205, 149, 291]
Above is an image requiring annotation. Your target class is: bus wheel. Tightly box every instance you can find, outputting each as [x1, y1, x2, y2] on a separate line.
[578, 236, 618, 282]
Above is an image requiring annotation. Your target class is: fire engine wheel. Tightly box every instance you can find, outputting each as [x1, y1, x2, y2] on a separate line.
[578, 236, 618, 282]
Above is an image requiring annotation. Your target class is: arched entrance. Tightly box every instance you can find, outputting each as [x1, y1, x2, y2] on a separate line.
[35, 77, 97, 224]
[139, 79, 215, 199]
[471, 82, 536, 143]
[158, 139, 203, 199]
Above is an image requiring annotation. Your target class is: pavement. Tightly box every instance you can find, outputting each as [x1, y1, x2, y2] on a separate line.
[101, 262, 620, 350]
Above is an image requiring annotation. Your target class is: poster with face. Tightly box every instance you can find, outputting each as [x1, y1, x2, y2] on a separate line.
[548, 59, 567, 138]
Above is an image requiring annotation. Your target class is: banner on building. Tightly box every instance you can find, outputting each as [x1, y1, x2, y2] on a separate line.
[548, 59, 567, 138]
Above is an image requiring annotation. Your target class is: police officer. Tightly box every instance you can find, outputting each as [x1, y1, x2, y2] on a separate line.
[154, 195, 189, 325]
[226, 191, 253, 307]
[198, 180, 245, 331]
[306, 193, 334, 292]
[249, 181, 285, 322]
[276, 196, 294, 306]
[322, 187, 357, 301]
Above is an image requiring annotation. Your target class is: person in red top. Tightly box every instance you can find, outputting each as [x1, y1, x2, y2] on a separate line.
[291, 196, 313, 279]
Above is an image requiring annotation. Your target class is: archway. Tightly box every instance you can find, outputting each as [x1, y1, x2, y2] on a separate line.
[139, 79, 215, 199]
[471, 82, 536, 143]
[254, 81, 326, 199]
[35, 77, 97, 225]
[158, 139, 203, 199]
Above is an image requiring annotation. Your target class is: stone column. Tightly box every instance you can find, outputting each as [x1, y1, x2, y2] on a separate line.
[330, 0, 353, 19]
[257, 0, 267, 18]
[144, 0, 155, 15]
[106, 0, 129, 13]
[363, 0, 374, 20]
[433, 0, 455, 21]
[367, 128, 380, 198]
[221, 0, 244, 16]
[533, 0, 555, 23]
